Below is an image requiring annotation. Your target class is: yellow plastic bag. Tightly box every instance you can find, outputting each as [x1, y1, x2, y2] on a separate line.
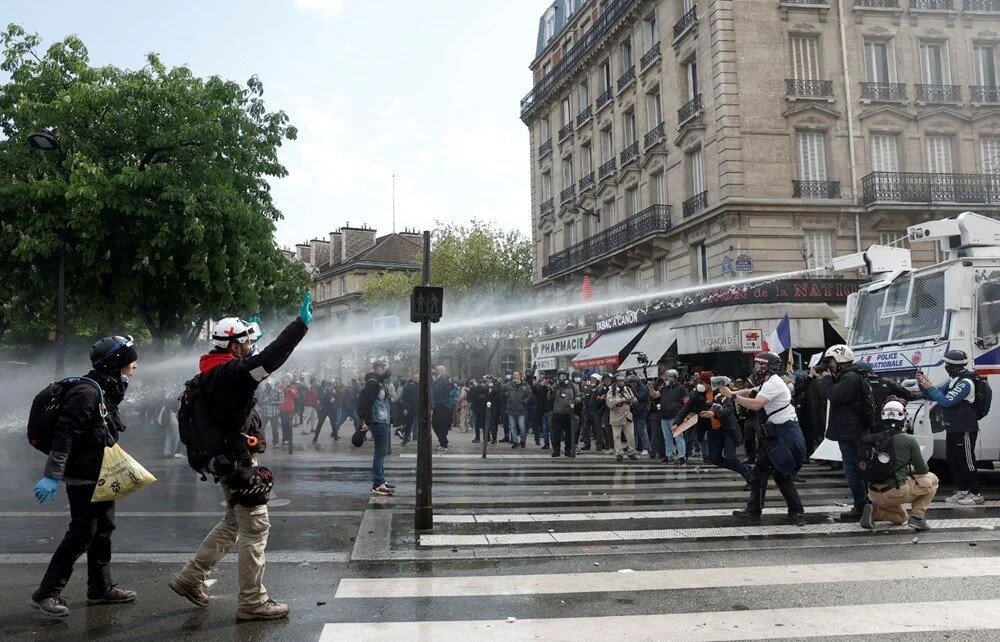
[91, 444, 156, 502]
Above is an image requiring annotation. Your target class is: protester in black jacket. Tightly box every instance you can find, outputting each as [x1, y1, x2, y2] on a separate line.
[170, 295, 311, 622]
[32, 335, 139, 617]
[701, 376, 753, 486]
[817, 344, 871, 523]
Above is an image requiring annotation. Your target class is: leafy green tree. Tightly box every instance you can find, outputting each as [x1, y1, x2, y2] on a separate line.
[0, 25, 309, 351]
[361, 220, 531, 306]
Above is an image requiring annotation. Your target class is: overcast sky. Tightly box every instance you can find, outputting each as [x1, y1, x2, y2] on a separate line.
[6, 0, 542, 248]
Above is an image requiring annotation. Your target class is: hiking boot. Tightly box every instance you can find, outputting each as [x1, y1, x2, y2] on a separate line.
[839, 508, 864, 522]
[87, 586, 136, 605]
[236, 599, 289, 621]
[30, 596, 69, 618]
[907, 515, 931, 531]
[787, 512, 807, 527]
[957, 493, 986, 506]
[550, 452, 560, 458]
[511, 443, 519, 449]
[945, 490, 969, 504]
[472, 438, 481, 444]
[627, 451, 639, 461]
[580, 445, 591, 451]
[860, 504, 875, 531]
[371, 484, 394, 496]
[169, 578, 210, 608]
[731, 509, 761, 523]
[616, 452, 624, 462]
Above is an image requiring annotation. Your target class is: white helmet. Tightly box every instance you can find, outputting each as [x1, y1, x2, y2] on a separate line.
[881, 400, 907, 424]
[212, 317, 255, 348]
[823, 344, 855, 364]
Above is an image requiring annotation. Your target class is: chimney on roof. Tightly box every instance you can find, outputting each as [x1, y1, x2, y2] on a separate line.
[310, 238, 330, 268]
[328, 231, 343, 265]
[295, 242, 312, 264]
[341, 224, 377, 261]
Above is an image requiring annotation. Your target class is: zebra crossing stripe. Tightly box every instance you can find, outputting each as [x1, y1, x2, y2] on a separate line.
[434, 500, 1000, 523]
[335, 556, 1000, 598]
[318, 598, 1000, 641]
[417, 517, 1000, 547]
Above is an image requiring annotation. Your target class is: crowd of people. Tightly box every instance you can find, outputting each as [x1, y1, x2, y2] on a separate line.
[26, 296, 990, 625]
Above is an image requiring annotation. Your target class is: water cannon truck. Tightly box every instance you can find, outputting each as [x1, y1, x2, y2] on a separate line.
[828, 211, 999, 466]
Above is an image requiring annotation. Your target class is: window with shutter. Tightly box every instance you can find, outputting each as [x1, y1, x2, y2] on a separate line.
[582, 144, 593, 174]
[926, 136, 953, 174]
[562, 97, 572, 126]
[797, 132, 828, 181]
[790, 36, 820, 80]
[654, 171, 667, 204]
[578, 81, 590, 110]
[974, 46, 997, 88]
[981, 136, 1000, 174]
[605, 199, 618, 226]
[542, 172, 552, 200]
[919, 43, 949, 85]
[689, 148, 704, 195]
[870, 134, 899, 173]
[864, 41, 891, 83]
[803, 230, 834, 270]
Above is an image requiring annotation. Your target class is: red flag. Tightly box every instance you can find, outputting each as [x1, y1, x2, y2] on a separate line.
[581, 275, 594, 302]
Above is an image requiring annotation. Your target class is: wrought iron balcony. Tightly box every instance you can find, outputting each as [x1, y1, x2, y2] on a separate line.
[861, 82, 907, 101]
[640, 42, 661, 69]
[596, 87, 614, 110]
[576, 105, 593, 126]
[540, 198, 555, 215]
[793, 180, 841, 199]
[579, 172, 596, 192]
[673, 6, 697, 40]
[855, 0, 899, 6]
[682, 191, 708, 217]
[971, 86, 1000, 103]
[678, 94, 703, 124]
[520, 0, 641, 119]
[911, 0, 952, 8]
[617, 66, 636, 92]
[542, 204, 672, 278]
[539, 138, 553, 159]
[916, 84, 961, 102]
[620, 141, 639, 166]
[644, 122, 665, 149]
[965, 0, 1000, 10]
[599, 157, 618, 180]
[861, 171, 1000, 205]
[786, 79, 834, 98]
[559, 122, 574, 140]
[560, 185, 577, 203]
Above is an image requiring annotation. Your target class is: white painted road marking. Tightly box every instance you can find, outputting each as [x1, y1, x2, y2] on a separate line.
[319, 598, 1000, 642]
[335, 556, 1000, 598]
[417, 517, 1000, 547]
[433, 500, 1000, 523]
[0, 551, 349, 564]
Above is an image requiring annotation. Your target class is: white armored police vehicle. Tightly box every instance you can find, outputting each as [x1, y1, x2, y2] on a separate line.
[833, 211, 999, 466]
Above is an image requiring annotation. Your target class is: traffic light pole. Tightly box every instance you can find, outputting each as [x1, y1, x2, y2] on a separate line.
[415, 231, 433, 532]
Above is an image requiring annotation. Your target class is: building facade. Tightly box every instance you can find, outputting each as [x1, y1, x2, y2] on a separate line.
[523, 0, 1000, 303]
[296, 226, 423, 324]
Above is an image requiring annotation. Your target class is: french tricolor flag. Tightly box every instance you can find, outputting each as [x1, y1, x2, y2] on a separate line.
[762, 314, 791, 354]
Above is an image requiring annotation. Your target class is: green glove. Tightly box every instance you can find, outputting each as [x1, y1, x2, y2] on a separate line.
[248, 315, 265, 340]
[299, 292, 313, 326]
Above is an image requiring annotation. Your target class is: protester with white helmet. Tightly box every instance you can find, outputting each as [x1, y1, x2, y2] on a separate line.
[861, 399, 939, 531]
[817, 343, 873, 522]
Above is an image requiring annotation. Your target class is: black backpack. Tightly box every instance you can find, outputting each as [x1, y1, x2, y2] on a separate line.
[857, 370, 877, 433]
[856, 431, 903, 484]
[972, 375, 993, 421]
[27, 377, 105, 454]
[177, 374, 226, 479]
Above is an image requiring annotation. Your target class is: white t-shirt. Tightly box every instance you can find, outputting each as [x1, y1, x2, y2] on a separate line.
[756, 374, 798, 424]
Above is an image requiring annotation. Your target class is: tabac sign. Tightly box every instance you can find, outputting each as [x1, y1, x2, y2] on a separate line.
[532, 332, 596, 358]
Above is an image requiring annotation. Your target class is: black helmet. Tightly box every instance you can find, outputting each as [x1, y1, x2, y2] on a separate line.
[753, 351, 782, 376]
[351, 429, 366, 447]
[944, 349, 968, 377]
[557, 369, 569, 380]
[90, 335, 137, 372]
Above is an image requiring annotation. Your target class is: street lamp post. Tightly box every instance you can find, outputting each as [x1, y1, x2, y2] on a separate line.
[566, 204, 601, 223]
[28, 130, 67, 377]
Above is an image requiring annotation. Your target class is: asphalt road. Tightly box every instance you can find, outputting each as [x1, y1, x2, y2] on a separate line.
[2, 419, 1000, 642]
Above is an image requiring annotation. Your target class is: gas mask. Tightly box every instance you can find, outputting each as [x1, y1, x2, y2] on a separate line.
[696, 383, 707, 393]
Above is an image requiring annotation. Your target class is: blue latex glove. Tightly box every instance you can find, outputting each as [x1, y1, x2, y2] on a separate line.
[299, 292, 313, 326]
[34, 477, 58, 504]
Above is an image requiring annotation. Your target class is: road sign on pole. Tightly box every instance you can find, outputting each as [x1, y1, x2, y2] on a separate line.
[414, 233, 436, 532]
